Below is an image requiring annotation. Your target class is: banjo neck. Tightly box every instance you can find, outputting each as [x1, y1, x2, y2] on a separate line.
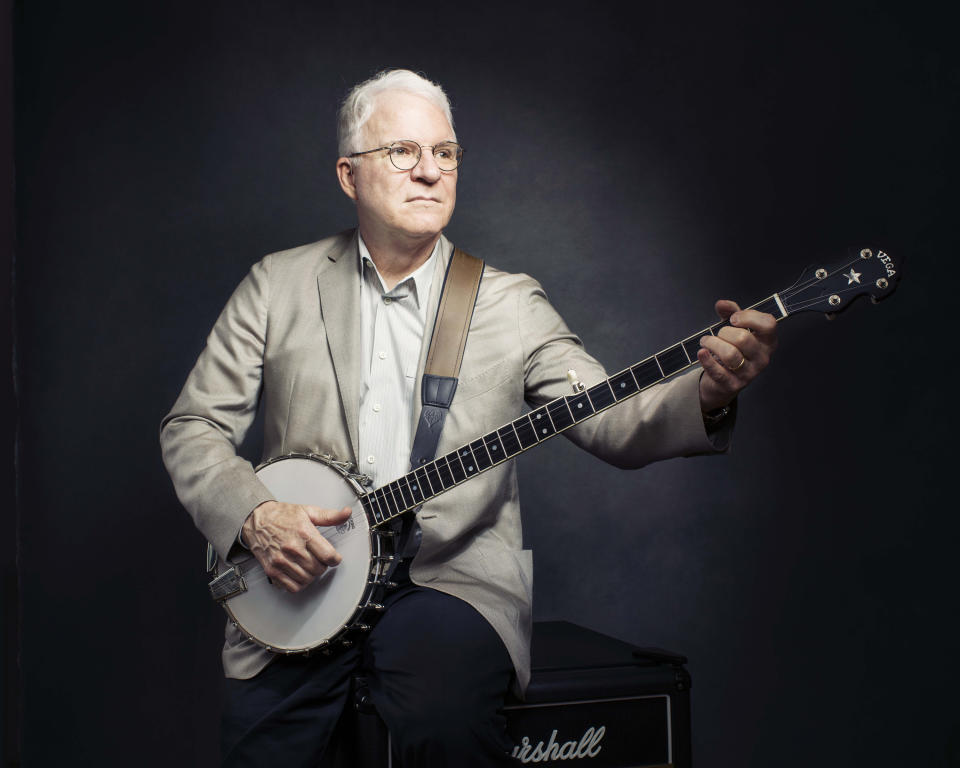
[360, 246, 900, 527]
[361, 294, 785, 527]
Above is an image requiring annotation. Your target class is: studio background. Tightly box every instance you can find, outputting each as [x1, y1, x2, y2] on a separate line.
[7, 0, 957, 765]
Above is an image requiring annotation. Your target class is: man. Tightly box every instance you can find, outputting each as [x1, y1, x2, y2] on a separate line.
[160, 69, 778, 766]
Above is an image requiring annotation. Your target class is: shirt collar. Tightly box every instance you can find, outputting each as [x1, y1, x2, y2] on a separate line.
[358, 235, 440, 310]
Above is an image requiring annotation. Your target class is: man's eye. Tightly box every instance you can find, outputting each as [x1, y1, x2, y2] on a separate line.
[435, 149, 451, 159]
[391, 147, 411, 156]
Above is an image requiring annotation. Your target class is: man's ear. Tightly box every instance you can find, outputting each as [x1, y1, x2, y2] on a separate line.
[336, 157, 358, 201]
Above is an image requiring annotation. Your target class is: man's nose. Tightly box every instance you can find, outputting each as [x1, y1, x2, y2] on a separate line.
[410, 148, 442, 182]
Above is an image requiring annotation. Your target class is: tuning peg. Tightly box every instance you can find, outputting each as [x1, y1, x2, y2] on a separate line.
[567, 369, 585, 393]
[825, 312, 836, 321]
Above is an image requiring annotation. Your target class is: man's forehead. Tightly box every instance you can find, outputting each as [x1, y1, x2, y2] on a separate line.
[365, 91, 454, 139]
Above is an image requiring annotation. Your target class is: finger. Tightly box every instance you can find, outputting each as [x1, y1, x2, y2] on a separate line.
[281, 538, 326, 575]
[305, 531, 343, 568]
[698, 348, 737, 387]
[727, 312, 777, 363]
[714, 299, 742, 320]
[273, 557, 315, 586]
[700, 334, 749, 373]
[717, 325, 763, 361]
[730, 309, 778, 342]
[304, 505, 353, 527]
[260, 554, 313, 592]
[270, 573, 302, 593]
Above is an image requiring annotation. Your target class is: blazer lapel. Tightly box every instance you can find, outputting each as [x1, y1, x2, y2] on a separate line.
[317, 230, 362, 464]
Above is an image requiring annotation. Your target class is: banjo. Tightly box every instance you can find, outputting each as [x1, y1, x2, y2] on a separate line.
[206, 247, 901, 655]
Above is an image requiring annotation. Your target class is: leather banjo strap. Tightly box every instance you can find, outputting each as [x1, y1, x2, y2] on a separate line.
[410, 246, 485, 468]
[390, 247, 485, 566]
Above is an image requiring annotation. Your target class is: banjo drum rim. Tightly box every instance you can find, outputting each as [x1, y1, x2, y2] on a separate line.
[216, 452, 388, 654]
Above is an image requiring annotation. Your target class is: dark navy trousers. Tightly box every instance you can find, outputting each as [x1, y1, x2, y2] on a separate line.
[220, 572, 517, 767]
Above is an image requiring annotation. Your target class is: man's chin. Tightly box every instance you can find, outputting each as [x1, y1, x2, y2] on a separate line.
[397, 215, 452, 240]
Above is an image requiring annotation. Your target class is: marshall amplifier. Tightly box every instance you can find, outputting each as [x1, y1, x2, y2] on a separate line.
[325, 621, 691, 767]
[504, 621, 691, 768]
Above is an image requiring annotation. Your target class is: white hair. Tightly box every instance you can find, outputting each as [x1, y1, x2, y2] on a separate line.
[337, 69, 455, 158]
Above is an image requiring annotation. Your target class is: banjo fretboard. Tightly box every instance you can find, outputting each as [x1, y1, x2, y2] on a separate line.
[360, 295, 786, 526]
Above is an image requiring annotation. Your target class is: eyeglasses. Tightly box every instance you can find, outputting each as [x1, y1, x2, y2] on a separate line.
[348, 140, 464, 172]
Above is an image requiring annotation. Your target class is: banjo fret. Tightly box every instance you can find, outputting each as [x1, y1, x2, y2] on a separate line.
[566, 391, 594, 421]
[547, 398, 575, 430]
[655, 344, 689, 377]
[498, 425, 522, 457]
[529, 406, 555, 438]
[382, 484, 397, 515]
[681, 333, 704, 363]
[470, 438, 493, 470]
[429, 463, 445, 496]
[381, 486, 399, 517]
[390, 481, 406, 511]
[414, 466, 432, 498]
[361, 496, 379, 524]
[446, 450, 468, 483]
[458, 446, 479, 476]
[631, 358, 662, 389]
[483, 432, 505, 464]
[514, 414, 538, 449]
[609, 369, 639, 400]
[587, 379, 616, 411]
[397, 479, 415, 509]
[434, 457, 455, 491]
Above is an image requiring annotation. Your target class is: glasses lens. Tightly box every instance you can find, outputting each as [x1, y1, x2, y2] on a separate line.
[388, 141, 420, 170]
[433, 142, 462, 171]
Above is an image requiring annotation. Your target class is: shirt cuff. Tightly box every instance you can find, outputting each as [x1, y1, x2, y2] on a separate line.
[702, 398, 737, 450]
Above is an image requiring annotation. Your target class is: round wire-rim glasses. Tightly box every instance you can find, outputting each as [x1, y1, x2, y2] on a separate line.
[348, 140, 464, 172]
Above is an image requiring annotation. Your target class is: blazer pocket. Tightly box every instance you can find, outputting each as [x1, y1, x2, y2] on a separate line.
[454, 358, 512, 403]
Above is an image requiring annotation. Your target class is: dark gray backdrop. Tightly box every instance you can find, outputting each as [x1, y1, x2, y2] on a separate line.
[10, 0, 958, 765]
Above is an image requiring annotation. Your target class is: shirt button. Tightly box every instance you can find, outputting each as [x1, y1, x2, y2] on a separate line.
[383, 297, 392, 305]
[378, 351, 387, 360]
[367, 455, 375, 464]
[373, 403, 381, 412]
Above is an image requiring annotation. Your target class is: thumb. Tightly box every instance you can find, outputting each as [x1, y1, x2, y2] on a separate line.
[304, 505, 353, 526]
[714, 299, 741, 321]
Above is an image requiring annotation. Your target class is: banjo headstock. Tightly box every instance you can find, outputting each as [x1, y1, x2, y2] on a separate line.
[778, 248, 901, 318]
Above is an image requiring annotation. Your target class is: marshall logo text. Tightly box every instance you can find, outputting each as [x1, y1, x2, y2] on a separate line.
[511, 726, 606, 763]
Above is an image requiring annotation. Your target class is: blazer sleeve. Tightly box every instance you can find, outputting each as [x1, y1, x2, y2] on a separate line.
[160, 257, 276, 560]
[518, 276, 731, 469]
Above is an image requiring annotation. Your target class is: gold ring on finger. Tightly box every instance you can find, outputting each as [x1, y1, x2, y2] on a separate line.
[730, 356, 746, 372]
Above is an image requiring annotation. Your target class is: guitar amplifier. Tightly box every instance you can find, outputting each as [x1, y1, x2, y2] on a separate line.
[505, 621, 691, 768]
[326, 621, 692, 768]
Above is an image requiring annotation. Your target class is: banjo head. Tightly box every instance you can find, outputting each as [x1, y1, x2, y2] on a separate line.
[221, 455, 374, 652]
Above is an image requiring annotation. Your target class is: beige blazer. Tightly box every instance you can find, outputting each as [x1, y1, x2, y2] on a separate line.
[160, 229, 725, 691]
